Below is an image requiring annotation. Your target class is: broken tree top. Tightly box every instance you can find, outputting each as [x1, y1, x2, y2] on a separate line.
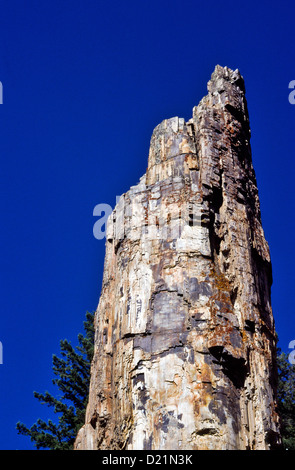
[75, 66, 281, 450]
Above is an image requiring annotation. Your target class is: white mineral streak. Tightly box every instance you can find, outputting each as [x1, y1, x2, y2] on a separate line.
[74, 66, 281, 450]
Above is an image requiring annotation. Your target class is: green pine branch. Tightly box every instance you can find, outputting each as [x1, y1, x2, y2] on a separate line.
[277, 348, 295, 450]
[16, 311, 94, 450]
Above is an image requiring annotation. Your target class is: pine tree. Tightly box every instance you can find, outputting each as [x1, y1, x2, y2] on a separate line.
[16, 311, 94, 450]
[277, 348, 295, 450]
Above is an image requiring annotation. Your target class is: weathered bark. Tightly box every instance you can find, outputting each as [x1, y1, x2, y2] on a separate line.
[75, 66, 281, 450]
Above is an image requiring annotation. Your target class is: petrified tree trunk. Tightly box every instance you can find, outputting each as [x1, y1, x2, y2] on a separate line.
[75, 66, 281, 450]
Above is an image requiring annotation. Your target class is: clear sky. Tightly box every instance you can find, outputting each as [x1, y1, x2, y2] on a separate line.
[0, 0, 294, 450]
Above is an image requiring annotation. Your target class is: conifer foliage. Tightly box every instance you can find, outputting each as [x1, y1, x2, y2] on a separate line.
[16, 311, 94, 450]
[276, 349, 295, 450]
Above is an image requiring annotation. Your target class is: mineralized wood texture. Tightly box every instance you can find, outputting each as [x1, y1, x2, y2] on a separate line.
[75, 66, 281, 450]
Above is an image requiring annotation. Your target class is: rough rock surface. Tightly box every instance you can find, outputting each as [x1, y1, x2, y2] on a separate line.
[75, 66, 281, 450]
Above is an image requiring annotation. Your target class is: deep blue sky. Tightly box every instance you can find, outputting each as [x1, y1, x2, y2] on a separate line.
[0, 0, 294, 450]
